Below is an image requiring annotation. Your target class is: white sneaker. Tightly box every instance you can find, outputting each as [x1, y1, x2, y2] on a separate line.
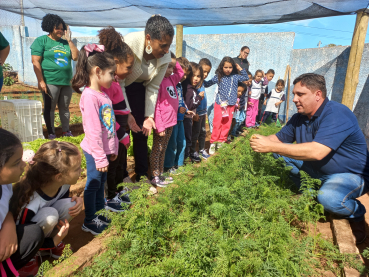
[209, 143, 217, 155]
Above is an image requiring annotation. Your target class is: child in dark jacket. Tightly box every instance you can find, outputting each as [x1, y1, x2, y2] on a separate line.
[190, 58, 212, 162]
[183, 62, 204, 161]
[164, 57, 191, 174]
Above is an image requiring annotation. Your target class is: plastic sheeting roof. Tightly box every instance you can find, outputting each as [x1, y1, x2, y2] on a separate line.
[1, 0, 369, 28]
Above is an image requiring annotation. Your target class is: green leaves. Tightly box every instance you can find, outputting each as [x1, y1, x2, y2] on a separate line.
[77, 125, 365, 276]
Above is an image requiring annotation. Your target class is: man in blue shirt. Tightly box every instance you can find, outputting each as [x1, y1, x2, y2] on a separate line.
[250, 73, 369, 244]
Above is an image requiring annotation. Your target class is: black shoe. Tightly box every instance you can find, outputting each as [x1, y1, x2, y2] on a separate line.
[190, 152, 201, 163]
[349, 220, 367, 244]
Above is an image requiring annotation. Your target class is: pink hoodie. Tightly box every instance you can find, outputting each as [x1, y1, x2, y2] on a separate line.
[80, 87, 118, 168]
[154, 62, 184, 133]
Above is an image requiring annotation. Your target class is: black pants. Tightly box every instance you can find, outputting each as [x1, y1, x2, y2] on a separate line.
[125, 82, 148, 180]
[1, 224, 44, 275]
[190, 115, 206, 154]
[256, 100, 264, 123]
[107, 142, 129, 199]
[262, 111, 278, 123]
[183, 118, 193, 159]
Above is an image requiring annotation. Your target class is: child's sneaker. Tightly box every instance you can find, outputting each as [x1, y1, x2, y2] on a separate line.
[105, 193, 128, 213]
[62, 131, 73, 137]
[18, 255, 40, 277]
[190, 152, 202, 163]
[50, 241, 68, 259]
[97, 214, 112, 225]
[82, 217, 108, 235]
[151, 176, 168, 188]
[48, 134, 56, 140]
[199, 149, 210, 160]
[160, 175, 173, 183]
[209, 143, 217, 155]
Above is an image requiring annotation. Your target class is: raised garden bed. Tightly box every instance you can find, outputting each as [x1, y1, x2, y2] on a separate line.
[43, 125, 367, 276]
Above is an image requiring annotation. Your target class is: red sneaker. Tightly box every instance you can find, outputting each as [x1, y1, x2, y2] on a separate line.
[18, 256, 39, 277]
[50, 241, 66, 259]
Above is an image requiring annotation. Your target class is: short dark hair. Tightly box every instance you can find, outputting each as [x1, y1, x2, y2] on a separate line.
[241, 46, 250, 52]
[238, 82, 248, 93]
[170, 51, 176, 59]
[177, 57, 191, 72]
[41, 14, 67, 33]
[293, 73, 327, 98]
[0, 129, 21, 170]
[199, 58, 212, 68]
[276, 79, 285, 88]
[266, 69, 275, 75]
[145, 15, 174, 41]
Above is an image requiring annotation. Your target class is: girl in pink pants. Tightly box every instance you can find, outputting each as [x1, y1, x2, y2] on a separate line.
[204, 57, 249, 154]
[246, 70, 269, 127]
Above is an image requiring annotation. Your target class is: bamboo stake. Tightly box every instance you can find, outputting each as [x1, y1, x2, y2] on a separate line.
[286, 65, 292, 122]
[176, 25, 183, 58]
[342, 10, 369, 110]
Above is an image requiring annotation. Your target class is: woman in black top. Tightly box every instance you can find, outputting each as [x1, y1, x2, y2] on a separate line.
[233, 46, 250, 72]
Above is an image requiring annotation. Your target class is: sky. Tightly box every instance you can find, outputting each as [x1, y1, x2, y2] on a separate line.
[69, 14, 369, 50]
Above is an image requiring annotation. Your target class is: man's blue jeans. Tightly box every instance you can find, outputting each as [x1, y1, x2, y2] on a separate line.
[164, 121, 186, 168]
[83, 151, 109, 222]
[274, 153, 368, 222]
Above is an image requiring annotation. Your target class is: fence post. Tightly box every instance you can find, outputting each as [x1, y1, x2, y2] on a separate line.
[176, 25, 183, 57]
[342, 10, 369, 110]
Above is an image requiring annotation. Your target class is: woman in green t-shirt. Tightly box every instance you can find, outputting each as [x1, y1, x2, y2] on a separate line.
[31, 14, 79, 139]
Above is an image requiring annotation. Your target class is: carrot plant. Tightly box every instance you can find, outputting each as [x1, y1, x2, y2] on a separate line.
[79, 126, 368, 275]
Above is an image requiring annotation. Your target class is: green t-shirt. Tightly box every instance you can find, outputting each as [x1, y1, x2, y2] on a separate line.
[31, 35, 72, 86]
[0, 32, 10, 78]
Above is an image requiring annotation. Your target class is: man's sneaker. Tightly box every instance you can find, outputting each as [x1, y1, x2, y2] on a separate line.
[199, 150, 210, 160]
[160, 175, 173, 183]
[82, 217, 108, 235]
[105, 194, 127, 212]
[117, 191, 131, 204]
[50, 241, 68, 259]
[190, 152, 202, 163]
[97, 214, 112, 225]
[18, 255, 40, 277]
[209, 143, 217, 155]
[62, 131, 73, 137]
[151, 176, 168, 188]
[48, 134, 56, 140]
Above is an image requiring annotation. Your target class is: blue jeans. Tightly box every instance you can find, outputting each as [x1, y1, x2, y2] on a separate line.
[83, 151, 109, 222]
[164, 121, 186, 168]
[274, 154, 369, 222]
[231, 109, 246, 136]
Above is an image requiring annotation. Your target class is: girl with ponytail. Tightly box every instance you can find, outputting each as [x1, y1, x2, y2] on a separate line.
[72, 44, 119, 235]
[10, 141, 83, 260]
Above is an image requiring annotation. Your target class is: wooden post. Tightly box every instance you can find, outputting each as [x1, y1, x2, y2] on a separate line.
[342, 10, 369, 110]
[286, 65, 292, 122]
[176, 25, 183, 58]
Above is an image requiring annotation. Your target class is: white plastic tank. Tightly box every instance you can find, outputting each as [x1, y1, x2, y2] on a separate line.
[0, 99, 44, 142]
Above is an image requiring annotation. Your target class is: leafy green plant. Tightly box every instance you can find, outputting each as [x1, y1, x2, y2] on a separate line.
[3, 76, 15, 86]
[76, 125, 365, 276]
[23, 134, 87, 169]
[20, 91, 28, 99]
[2, 63, 13, 72]
[54, 112, 61, 127]
[37, 244, 73, 276]
[70, 114, 82, 125]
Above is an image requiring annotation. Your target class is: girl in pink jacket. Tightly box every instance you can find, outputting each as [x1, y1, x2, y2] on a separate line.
[71, 44, 118, 235]
[151, 52, 184, 187]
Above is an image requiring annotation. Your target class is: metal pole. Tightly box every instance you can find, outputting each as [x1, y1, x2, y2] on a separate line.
[342, 10, 369, 110]
[176, 25, 183, 57]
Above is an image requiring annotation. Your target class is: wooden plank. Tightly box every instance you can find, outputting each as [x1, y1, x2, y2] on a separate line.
[176, 25, 183, 57]
[342, 10, 369, 110]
